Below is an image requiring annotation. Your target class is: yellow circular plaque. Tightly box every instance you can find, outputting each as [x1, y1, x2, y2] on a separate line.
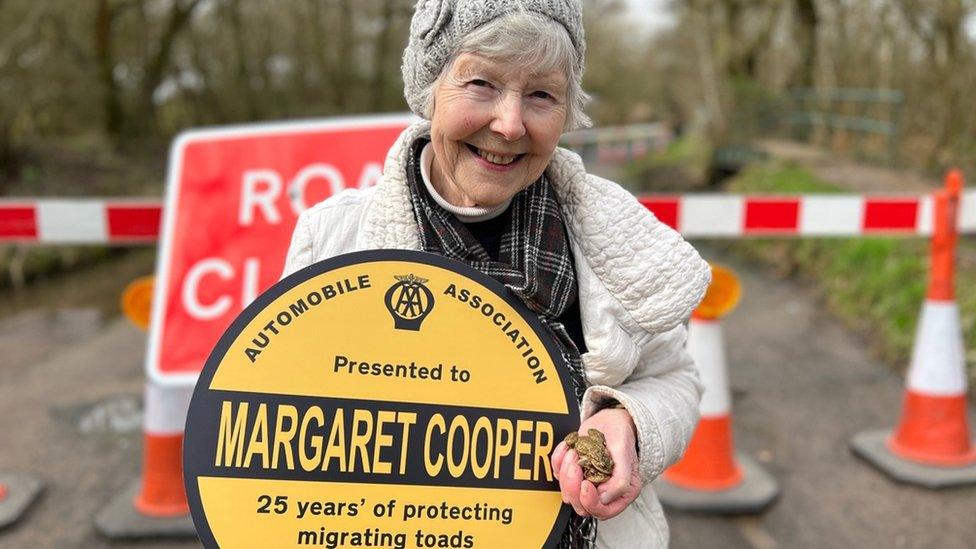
[184, 250, 578, 548]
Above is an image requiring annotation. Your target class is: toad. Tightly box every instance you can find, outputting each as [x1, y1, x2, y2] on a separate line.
[564, 428, 614, 484]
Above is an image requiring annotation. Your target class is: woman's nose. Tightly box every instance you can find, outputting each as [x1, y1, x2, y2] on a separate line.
[489, 94, 527, 142]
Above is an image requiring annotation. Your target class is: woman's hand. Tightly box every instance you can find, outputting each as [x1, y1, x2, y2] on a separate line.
[550, 407, 641, 520]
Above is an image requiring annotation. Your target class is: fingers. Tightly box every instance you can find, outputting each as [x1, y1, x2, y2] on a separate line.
[559, 453, 639, 520]
[596, 453, 638, 505]
[587, 453, 640, 520]
[593, 418, 639, 505]
[596, 476, 630, 505]
[581, 480, 633, 520]
[558, 450, 588, 517]
[562, 408, 641, 520]
[551, 441, 568, 480]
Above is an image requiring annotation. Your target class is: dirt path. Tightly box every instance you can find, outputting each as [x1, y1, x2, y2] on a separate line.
[754, 139, 940, 193]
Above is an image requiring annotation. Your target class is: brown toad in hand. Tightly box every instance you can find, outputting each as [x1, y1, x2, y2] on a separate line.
[564, 428, 614, 484]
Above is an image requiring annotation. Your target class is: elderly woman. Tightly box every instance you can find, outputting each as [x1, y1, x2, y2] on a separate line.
[282, 1, 710, 547]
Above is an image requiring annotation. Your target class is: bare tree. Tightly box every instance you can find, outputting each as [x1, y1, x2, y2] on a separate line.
[792, 0, 819, 87]
[94, 0, 133, 140]
[137, 0, 204, 133]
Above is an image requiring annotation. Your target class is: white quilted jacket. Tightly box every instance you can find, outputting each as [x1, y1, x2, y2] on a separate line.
[282, 122, 711, 548]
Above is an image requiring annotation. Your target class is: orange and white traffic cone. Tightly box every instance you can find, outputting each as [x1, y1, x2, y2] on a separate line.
[95, 277, 197, 538]
[654, 265, 779, 513]
[0, 474, 44, 531]
[852, 170, 976, 487]
[134, 381, 192, 518]
[662, 316, 741, 490]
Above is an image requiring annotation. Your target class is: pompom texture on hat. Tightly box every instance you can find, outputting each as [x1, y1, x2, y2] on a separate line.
[402, 0, 585, 118]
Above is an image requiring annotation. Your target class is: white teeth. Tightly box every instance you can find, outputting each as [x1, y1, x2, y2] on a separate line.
[476, 148, 517, 165]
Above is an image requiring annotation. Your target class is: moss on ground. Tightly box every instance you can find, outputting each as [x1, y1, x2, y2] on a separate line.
[723, 161, 976, 377]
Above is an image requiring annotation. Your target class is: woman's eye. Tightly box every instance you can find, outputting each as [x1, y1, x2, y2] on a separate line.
[531, 91, 554, 100]
[470, 79, 491, 88]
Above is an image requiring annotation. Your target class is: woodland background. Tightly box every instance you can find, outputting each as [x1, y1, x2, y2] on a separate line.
[1, 0, 975, 198]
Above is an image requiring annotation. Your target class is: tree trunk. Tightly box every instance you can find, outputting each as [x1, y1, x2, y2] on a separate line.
[0, 120, 23, 186]
[137, 0, 204, 134]
[95, 0, 125, 141]
[226, 0, 260, 120]
[793, 0, 820, 88]
[371, 0, 396, 111]
[308, 0, 336, 110]
[932, 0, 965, 162]
[334, 0, 354, 111]
[691, 1, 725, 136]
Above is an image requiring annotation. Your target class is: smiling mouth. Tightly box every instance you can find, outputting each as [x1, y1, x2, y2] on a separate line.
[466, 144, 524, 166]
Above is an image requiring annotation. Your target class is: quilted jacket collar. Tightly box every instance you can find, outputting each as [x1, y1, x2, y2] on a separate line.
[359, 121, 709, 333]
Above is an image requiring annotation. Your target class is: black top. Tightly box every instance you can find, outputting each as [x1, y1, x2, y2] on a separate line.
[462, 208, 589, 355]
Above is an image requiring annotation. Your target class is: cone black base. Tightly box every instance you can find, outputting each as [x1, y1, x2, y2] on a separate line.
[851, 430, 976, 489]
[652, 453, 778, 514]
[94, 478, 197, 539]
[0, 474, 44, 531]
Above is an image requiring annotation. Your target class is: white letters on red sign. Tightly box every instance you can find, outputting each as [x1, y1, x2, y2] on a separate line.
[182, 258, 234, 320]
[238, 163, 383, 228]
[182, 257, 263, 321]
[239, 170, 283, 226]
[288, 164, 344, 215]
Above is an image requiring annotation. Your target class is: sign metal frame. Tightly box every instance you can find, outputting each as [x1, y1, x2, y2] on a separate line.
[147, 114, 417, 386]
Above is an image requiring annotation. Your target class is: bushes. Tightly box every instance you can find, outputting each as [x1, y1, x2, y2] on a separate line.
[0, 246, 117, 289]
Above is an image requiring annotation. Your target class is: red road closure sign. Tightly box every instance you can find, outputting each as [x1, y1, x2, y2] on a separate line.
[147, 114, 415, 385]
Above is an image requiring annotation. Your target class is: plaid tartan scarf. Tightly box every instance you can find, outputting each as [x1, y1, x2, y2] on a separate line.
[405, 139, 597, 548]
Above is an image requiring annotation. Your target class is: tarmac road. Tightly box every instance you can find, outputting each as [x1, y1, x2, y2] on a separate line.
[0, 246, 974, 548]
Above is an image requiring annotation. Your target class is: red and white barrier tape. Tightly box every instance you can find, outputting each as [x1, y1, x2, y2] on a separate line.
[640, 191, 976, 238]
[0, 200, 161, 244]
[1, 191, 975, 243]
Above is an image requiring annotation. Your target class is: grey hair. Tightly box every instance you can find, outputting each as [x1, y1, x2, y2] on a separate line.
[419, 11, 592, 131]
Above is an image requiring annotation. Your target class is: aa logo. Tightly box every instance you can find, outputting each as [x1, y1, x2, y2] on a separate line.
[384, 274, 435, 331]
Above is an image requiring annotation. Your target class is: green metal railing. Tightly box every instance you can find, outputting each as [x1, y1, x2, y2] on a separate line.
[708, 88, 905, 179]
[782, 88, 904, 165]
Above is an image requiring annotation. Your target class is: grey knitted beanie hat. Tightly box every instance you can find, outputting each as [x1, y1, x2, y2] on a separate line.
[402, 0, 586, 118]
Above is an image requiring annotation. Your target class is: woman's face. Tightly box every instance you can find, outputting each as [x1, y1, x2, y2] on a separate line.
[428, 52, 569, 208]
